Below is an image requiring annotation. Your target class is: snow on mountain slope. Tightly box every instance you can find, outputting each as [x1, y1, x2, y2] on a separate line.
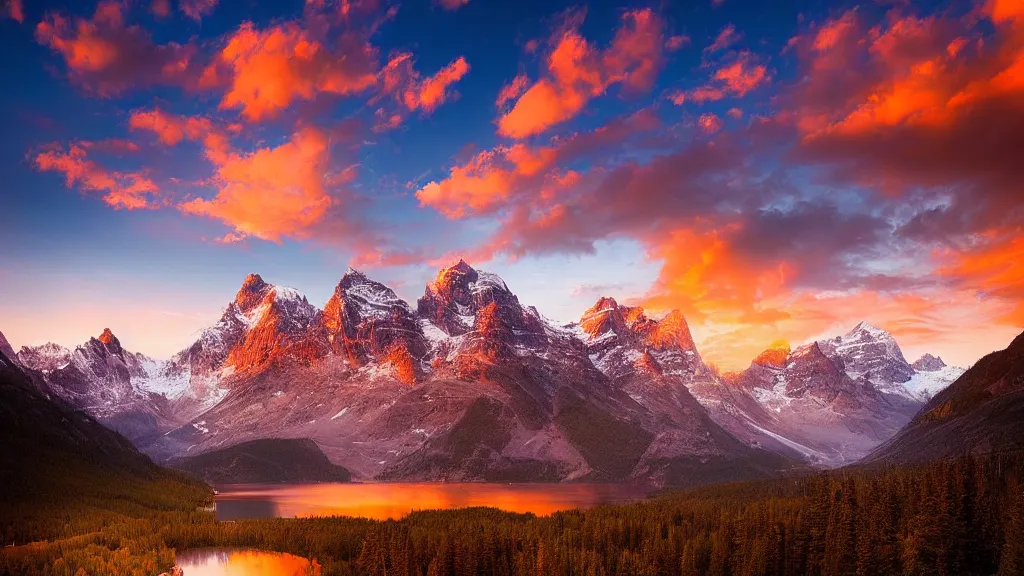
[904, 363, 966, 401]
[31, 265, 970, 481]
[17, 342, 72, 373]
[818, 321, 914, 388]
[697, 324, 964, 465]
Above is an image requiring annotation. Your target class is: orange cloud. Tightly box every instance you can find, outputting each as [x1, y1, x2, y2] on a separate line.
[180, 0, 218, 21]
[938, 232, 1024, 324]
[35, 144, 159, 210]
[686, 85, 726, 103]
[130, 108, 346, 243]
[496, 73, 529, 108]
[35, 1, 197, 96]
[497, 9, 665, 138]
[180, 126, 336, 243]
[713, 56, 768, 96]
[129, 108, 232, 163]
[209, 21, 378, 121]
[415, 144, 559, 218]
[682, 52, 769, 105]
[418, 109, 660, 219]
[380, 52, 470, 116]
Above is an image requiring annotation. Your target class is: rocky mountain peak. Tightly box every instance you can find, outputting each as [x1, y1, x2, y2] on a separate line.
[0, 330, 16, 363]
[643, 309, 696, 352]
[417, 261, 523, 337]
[17, 342, 72, 373]
[98, 328, 120, 348]
[429, 259, 478, 298]
[852, 321, 885, 335]
[912, 353, 947, 372]
[340, 266, 367, 284]
[327, 269, 409, 322]
[818, 321, 913, 384]
[235, 273, 271, 312]
[321, 269, 426, 375]
[579, 297, 628, 339]
[579, 299, 696, 354]
[752, 341, 791, 369]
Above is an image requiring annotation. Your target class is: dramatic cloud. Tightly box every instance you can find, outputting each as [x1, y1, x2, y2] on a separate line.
[129, 108, 232, 163]
[380, 52, 470, 115]
[130, 108, 346, 243]
[788, 2, 1024, 326]
[206, 21, 378, 121]
[683, 51, 769, 104]
[418, 108, 661, 219]
[180, 126, 336, 243]
[497, 9, 665, 138]
[20, 0, 1024, 369]
[35, 1, 198, 96]
[35, 143, 159, 210]
[495, 73, 529, 108]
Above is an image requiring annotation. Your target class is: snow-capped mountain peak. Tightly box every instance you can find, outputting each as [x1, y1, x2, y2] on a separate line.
[417, 260, 525, 337]
[818, 321, 912, 385]
[17, 342, 72, 373]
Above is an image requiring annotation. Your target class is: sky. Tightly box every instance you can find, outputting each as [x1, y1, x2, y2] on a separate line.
[0, 0, 1022, 371]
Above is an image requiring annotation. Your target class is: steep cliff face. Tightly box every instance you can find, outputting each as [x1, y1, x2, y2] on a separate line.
[320, 269, 427, 383]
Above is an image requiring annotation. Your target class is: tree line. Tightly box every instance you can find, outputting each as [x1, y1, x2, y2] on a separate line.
[3, 453, 1024, 575]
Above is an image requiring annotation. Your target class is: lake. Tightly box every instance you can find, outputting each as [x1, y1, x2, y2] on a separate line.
[214, 482, 648, 521]
[175, 548, 313, 575]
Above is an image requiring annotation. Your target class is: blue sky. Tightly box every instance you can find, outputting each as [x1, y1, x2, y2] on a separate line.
[1, 0, 1022, 370]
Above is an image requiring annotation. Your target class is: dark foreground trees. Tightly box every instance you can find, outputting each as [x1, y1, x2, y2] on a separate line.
[3, 453, 1024, 576]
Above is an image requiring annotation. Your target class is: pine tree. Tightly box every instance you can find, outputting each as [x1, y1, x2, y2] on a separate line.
[999, 485, 1024, 576]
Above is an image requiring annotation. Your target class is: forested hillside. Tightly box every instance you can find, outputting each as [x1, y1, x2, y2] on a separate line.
[4, 451, 1024, 575]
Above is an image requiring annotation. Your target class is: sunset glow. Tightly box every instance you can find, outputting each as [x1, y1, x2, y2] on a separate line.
[3, 0, 1023, 371]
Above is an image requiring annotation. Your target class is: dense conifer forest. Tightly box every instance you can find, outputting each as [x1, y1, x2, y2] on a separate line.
[3, 452, 1024, 576]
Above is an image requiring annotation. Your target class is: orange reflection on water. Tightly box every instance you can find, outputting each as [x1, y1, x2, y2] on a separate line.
[176, 549, 312, 576]
[216, 482, 646, 520]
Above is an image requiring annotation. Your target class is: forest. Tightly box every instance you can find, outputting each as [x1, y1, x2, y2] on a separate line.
[2, 452, 1024, 576]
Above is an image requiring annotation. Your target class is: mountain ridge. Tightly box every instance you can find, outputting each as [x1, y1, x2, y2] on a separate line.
[4, 262, 965, 485]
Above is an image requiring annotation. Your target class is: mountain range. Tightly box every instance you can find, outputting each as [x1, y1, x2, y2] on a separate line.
[2, 260, 969, 486]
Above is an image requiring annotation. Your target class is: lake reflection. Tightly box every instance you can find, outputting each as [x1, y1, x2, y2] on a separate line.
[175, 548, 312, 576]
[215, 483, 647, 521]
